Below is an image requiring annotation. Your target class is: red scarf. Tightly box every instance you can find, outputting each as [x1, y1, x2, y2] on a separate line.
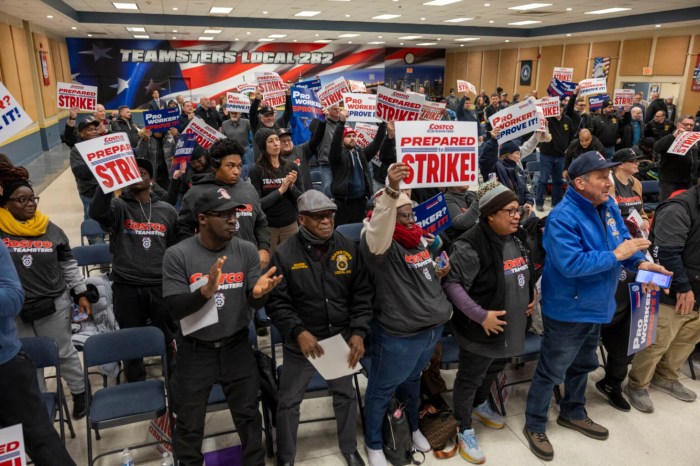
[393, 222, 423, 249]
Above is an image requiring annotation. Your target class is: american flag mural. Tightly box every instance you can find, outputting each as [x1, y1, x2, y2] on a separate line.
[591, 56, 611, 79]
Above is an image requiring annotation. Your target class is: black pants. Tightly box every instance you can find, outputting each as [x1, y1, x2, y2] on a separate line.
[334, 197, 367, 226]
[172, 330, 264, 466]
[113, 282, 175, 382]
[453, 347, 507, 430]
[600, 310, 633, 388]
[0, 352, 76, 466]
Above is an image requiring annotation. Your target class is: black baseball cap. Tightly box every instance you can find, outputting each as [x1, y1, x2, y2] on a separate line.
[78, 116, 100, 131]
[277, 128, 293, 139]
[194, 187, 243, 215]
[603, 99, 614, 108]
[612, 148, 642, 163]
[568, 151, 620, 179]
[259, 105, 275, 115]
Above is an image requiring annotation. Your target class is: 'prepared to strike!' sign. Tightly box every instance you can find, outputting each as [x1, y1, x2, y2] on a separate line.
[75, 132, 142, 194]
[396, 121, 479, 189]
[57, 81, 98, 111]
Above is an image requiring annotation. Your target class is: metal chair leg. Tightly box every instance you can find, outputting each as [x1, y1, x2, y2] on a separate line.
[61, 395, 76, 439]
[688, 356, 696, 380]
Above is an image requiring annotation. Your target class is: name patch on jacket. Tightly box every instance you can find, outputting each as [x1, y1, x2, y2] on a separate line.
[291, 262, 308, 270]
[605, 212, 620, 237]
[330, 250, 352, 275]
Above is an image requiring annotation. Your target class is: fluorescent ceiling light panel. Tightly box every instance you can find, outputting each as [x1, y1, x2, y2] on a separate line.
[368, 41, 386, 44]
[209, 7, 233, 14]
[133, 35, 150, 39]
[399, 35, 423, 39]
[295, 11, 321, 16]
[584, 7, 631, 14]
[198, 36, 214, 40]
[455, 37, 480, 41]
[126, 27, 145, 32]
[444, 17, 473, 22]
[314, 39, 333, 43]
[416, 42, 437, 45]
[204, 29, 222, 34]
[508, 20, 542, 25]
[423, 0, 462, 5]
[508, 3, 552, 10]
[258, 38, 274, 42]
[373, 14, 401, 19]
[338, 33, 360, 37]
[113, 2, 138, 9]
[268, 34, 287, 38]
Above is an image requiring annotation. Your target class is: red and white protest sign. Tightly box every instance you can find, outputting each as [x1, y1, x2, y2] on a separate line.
[396, 121, 479, 189]
[225, 92, 251, 113]
[457, 80, 477, 95]
[419, 101, 446, 121]
[578, 78, 607, 97]
[348, 79, 367, 93]
[376, 86, 425, 122]
[553, 67, 574, 82]
[613, 89, 635, 109]
[75, 132, 142, 194]
[57, 81, 97, 111]
[355, 123, 378, 148]
[668, 131, 700, 156]
[536, 108, 547, 132]
[0, 424, 26, 466]
[317, 77, 350, 109]
[342, 93, 379, 123]
[182, 116, 226, 150]
[535, 96, 560, 118]
[0, 82, 33, 145]
[254, 71, 287, 107]
[488, 98, 540, 144]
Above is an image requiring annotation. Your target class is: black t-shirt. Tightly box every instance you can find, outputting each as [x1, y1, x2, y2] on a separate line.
[614, 176, 643, 218]
[249, 161, 303, 228]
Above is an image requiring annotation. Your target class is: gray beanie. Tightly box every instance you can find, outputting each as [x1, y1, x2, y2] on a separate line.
[478, 180, 518, 218]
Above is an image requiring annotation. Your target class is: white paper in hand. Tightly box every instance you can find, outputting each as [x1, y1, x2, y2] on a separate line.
[307, 334, 357, 381]
[180, 277, 219, 336]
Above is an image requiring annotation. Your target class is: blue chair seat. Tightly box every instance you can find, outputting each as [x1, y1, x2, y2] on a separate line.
[439, 334, 459, 369]
[89, 380, 165, 425]
[208, 383, 226, 405]
[521, 332, 542, 355]
[42, 392, 58, 419]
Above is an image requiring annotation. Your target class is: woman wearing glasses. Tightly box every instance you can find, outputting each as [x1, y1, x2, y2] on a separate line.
[361, 163, 452, 466]
[0, 163, 89, 419]
[443, 181, 536, 464]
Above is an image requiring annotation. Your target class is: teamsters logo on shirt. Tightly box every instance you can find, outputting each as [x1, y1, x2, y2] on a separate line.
[22, 254, 33, 268]
[330, 250, 352, 275]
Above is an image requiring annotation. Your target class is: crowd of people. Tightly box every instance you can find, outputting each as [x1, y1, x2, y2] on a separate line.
[0, 75, 699, 466]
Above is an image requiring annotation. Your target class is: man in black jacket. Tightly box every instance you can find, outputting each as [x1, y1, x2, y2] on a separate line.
[111, 105, 140, 147]
[590, 100, 620, 159]
[267, 190, 372, 466]
[645, 92, 665, 123]
[535, 110, 572, 211]
[194, 97, 223, 130]
[655, 115, 699, 201]
[148, 90, 166, 111]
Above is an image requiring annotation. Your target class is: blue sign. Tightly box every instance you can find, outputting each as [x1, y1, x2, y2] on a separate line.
[143, 107, 180, 133]
[547, 77, 577, 98]
[295, 78, 322, 93]
[170, 133, 197, 173]
[413, 193, 452, 235]
[589, 93, 611, 111]
[627, 284, 660, 356]
[290, 85, 324, 146]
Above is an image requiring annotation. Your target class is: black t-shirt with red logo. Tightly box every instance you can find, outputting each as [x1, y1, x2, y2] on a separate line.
[1, 222, 73, 300]
[249, 161, 303, 228]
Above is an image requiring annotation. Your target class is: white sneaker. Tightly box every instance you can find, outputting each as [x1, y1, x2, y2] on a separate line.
[366, 446, 388, 466]
[458, 428, 485, 464]
[412, 429, 432, 452]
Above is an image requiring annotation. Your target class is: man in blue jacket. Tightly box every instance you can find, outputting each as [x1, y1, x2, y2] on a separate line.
[522, 151, 670, 462]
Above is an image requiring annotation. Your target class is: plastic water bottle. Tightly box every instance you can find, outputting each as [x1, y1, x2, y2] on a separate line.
[160, 452, 173, 466]
[120, 447, 134, 466]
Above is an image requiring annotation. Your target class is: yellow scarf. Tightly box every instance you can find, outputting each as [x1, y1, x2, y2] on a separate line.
[0, 207, 50, 237]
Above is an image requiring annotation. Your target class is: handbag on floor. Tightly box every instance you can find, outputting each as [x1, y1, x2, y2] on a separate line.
[418, 396, 459, 459]
[383, 397, 425, 466]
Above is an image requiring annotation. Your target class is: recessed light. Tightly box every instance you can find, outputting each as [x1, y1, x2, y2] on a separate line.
[378, 35, 383, 38]
[262, 11, 268, 14]
[133, 35, 150, 39]
[315, 34, 320, 37]
[339, 33, 360, 37]
[87, 34, 92, 37]
[368, 41, 386, 44]
[345, 14, 351, 17]
[455, 37, 480, 41]
[246, 31, 251, 35]
[258, 38, 274, 42]
[113, 2, 138, 10]
[584, 7, 631, 14]
[314, 39, 333, 43]
[348, 41, 353, 43]
[505, 39, 510, 42]
[484, 2, 490, 5]
[399, 42, 404, 45]
[126, 27, 146, 32]
[423, 0, 462, 5]
[209, 7, 233, 14]
[373, 14, 401, 19]
[172, 36, 177, 39]
[293, 39, 297, 42]
[399, 35, 423, 40]
[172, 7, 178, 11]
[489, 20, 494, 23]
[234, 38, 239, 41]
[421, 17, 426, 21]
[295, 11, 321, 17]
[204, 29, 222, 34]
[508, 20, 542, 25]
[655, 24, 661, 27]
[437, 38, 442, 40]
[417, 42, 437, 46]
[198, 36, 214, 40]
[71, 26, 77, 30]
[444, 17, 473, 23]
[269, 34, 287, 38]
[173, 30, 177, 32]
[460, 44, 464, 47]
[565, 7, 573, 11]
[47, 15, 53, 18]
[508, 3, 552, 11]
[566, 33, 572, 37]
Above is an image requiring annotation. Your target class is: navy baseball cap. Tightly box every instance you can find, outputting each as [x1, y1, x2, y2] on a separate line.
[259, 105, 275, 115]
[568, 151, 620, 179]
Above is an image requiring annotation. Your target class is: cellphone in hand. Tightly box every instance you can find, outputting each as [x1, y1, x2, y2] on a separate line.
[635, 270, 672, 288]
[72, 303, 89, 323]
[436, 251, 449, 269]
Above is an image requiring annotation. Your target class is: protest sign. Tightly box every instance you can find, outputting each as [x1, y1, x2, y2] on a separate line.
[535, 96, 561, 118]
[170, 133, 197, 174]
[348, 80, 367, 93]
[254, 71, 287, 107]
[413, 192, 453, 235]
[376, 86, 425, 122]
[225, 92, 251, 113]
[57, 81, 98, 111]
[627, 284, 660, 355]
[0, 82, 33, 145]
[182, 116, 226, 150]
[75, 132, 142, 194]
[143, 108, 180, 133]
[354, 122, 378, 148]
[589, 94, 610, 111]
[317, 77, 350, 109]
[668, 131, 700, 156]
[488, 98, 539, 144]
[235, 82, 257, 96]
[295, 78, 322, 93]
[457, 80, 477, 95]
[536, 108, 546, 132]
[290, 86, 324, 145]
[0, 424, 26, 466]
[553, 67, 574, 82]
[395, 121, 479, 189]
[546, 77, 577, 98]
[343, 93, 379, 123]
[419, 101, 446, 121]
[613, 89, 635, 110]
[578, 78, 607, 97]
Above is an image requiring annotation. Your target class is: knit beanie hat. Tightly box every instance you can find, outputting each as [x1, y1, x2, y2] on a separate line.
[255, 128, 277, 153]
[478, 180, 518, 218]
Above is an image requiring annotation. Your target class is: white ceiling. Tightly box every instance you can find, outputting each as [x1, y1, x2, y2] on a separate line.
[1, 0, 698, 47]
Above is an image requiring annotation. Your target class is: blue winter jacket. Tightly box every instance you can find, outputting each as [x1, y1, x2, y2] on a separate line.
[541, 187, 647, 323]
[0, 242, 25, 365]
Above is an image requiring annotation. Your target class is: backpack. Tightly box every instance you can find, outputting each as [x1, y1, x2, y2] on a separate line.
[383, 398, 424, 466]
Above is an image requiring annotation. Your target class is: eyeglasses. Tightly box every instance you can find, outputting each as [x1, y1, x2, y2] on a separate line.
[302, 211, 335, 222]
[205, 210, 238, 220]
[500, 206, 524, 217]
[397, 212, 417, 221]
[8, 196, 39, 206]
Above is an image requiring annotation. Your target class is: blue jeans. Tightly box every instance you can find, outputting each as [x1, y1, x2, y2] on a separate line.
[319, 164, 333, 198]
[80, 194, 105, 244]
[525, 315, 601, 433]
[363, 322, 444, 449]
[603, 146, 615, 160]
[535, 154, 564, 208]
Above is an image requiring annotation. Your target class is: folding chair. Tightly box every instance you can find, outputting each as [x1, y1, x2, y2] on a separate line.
[311, 170, 323, 192]
[20, 336, 76, 443]
[83, 327, 173, 466]
[525, 160, 541, 193]
[641, 180, 660, 214]
[335, 222, 364, 243]
[80, 219, 106, 246]
[72, 244, 113, 277]
[438, 333, 459, 371]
